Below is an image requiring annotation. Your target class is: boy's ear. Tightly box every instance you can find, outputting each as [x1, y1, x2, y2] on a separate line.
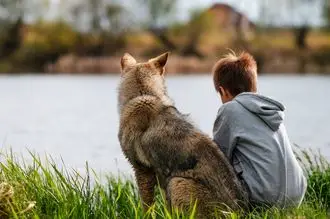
[121, 53, 137, 72]
[219, 86, 224, 96]
[148, 52, 169, 75]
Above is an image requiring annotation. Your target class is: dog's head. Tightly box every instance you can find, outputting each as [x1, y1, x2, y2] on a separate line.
[118, 52, 170, 111]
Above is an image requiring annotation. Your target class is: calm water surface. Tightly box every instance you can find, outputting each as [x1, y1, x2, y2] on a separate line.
[0, 75, 329, 176]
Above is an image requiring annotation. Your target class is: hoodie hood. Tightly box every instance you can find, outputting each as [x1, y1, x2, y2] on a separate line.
[234, 93, 285, 131]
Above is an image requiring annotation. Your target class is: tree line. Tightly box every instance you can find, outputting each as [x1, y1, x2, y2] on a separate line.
[0, 0, 329, 72]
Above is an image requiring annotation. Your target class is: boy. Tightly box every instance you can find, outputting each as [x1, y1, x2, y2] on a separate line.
[212, 51, 307, 208]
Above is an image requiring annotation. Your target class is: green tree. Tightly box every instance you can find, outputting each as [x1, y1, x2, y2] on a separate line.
[68, 0, 126, 33]
[138, 0, 177, 50]
[140, 0, 176, 28]
[258, 0, 324, 49]
[324, 0, 330, 28]
[139, 0, 210, 57]
[0, 0, 26, 58]
[0, 0, 49, 58]
[0, 0, 48, 25]
[180, 9, 214, 57]
[0, 0, 23, 25]
[66, 0, 127, 55]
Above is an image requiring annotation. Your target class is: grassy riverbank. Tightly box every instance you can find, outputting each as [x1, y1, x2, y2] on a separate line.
[0, 149, 329, 218]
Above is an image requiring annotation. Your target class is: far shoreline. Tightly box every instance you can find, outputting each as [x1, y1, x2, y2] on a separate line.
[0, 72, 329, 76]
[42, 53, 330, 75]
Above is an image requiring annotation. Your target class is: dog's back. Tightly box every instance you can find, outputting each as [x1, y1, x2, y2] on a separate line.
[118, 53, 248, 217]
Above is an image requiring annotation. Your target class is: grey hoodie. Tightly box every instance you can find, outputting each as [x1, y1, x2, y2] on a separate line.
[213, 92, 307, 208]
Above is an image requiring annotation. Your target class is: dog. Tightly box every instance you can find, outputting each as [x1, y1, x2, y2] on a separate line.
[117, 52, 248, 217]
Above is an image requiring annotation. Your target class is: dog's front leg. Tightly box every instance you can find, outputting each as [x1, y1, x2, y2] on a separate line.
[134, 166, 156, 211]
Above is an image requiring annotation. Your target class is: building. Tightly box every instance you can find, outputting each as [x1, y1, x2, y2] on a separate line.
[207, 3, 256, 39]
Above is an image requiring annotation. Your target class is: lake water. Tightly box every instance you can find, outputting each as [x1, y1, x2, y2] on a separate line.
[0, 75, 329, 176]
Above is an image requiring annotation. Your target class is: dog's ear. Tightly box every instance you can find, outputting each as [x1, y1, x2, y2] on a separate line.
[149, 52, 169, 75]
[121, 53, 137, 72]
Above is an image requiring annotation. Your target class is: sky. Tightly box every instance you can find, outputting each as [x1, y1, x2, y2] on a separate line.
[46, 0, 324, 27]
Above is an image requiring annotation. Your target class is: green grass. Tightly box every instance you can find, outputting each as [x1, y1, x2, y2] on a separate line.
[0, 149, 329, 219]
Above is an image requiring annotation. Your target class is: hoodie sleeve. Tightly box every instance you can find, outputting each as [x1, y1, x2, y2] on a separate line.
[212, 104, 239, 160]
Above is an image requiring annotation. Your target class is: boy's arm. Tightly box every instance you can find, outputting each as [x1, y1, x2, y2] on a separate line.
[212, 105, 238, 160]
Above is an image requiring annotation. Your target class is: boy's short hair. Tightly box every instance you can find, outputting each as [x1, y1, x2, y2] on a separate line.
[212, 51, 258, 96]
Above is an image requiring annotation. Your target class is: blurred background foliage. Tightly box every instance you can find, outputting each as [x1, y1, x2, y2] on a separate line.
[0, 0, 330, 73]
